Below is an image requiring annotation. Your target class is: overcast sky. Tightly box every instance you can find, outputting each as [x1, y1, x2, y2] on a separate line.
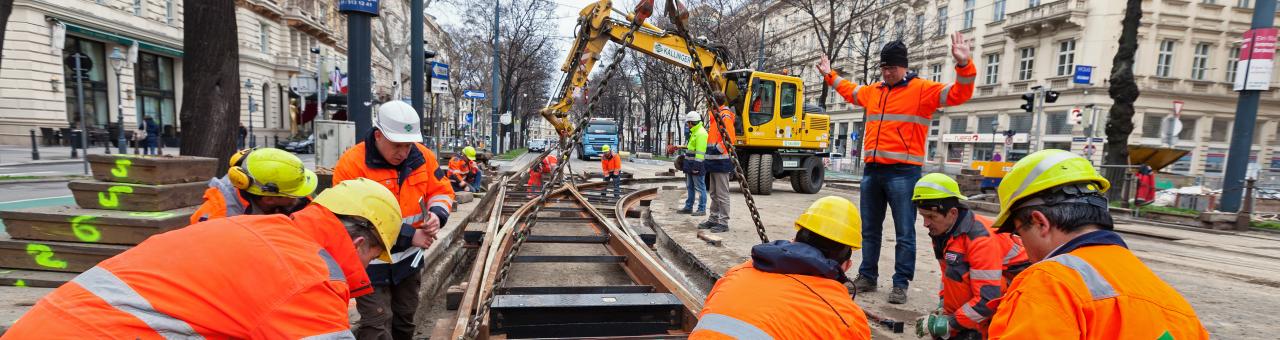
[432, 0, 640, 70]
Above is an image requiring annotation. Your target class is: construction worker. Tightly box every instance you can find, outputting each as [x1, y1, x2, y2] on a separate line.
[692, 196, 870, 339]
[334, 100, 456, 340]
[701, 91, 737, 233]
[817, 32, 977, 304]
[5, 178, 402, 338]
[911, 173, 1031, 339]
[986, 150, 1209, 339]
[673, 111, 708, 216]
[449, 146, 484, 192]
[600, 145, 622, 196]
[190, 147, 317, 224]
[528, 154, 557, 190]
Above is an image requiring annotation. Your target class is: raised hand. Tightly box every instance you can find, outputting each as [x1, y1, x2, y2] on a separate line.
[951, 32, 971, 66]
[816, 54, 832, 75]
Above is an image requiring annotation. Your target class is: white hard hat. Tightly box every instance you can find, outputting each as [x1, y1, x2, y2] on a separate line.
[375, 101, 423, 143]
[684, 111, 701, 123]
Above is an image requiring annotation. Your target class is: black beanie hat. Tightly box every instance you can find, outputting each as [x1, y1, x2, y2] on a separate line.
[880, 41, 909, 68]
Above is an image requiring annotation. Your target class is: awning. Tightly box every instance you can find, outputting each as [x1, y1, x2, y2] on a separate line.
[61, 21, 183, 58]
[1128, 146, 1191, 172]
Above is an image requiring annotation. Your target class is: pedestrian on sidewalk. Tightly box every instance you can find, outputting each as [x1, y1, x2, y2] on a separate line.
[700, 91, 737, 233]
[333, 100, 456, 340]
[674, 111, 708, 217]
[238, 123, 248, 149]
[911, 173, 1030, 339]
[986, 150, 1208, 339]
[817, 32, 977, 304]
[600, 145, 622, 197]
[692, 196, 870, 339]
[3, 179, 402, 338]
[143, 116, 160, 155]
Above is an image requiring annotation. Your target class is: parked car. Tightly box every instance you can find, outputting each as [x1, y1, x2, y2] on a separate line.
[278, 134, 315, 154]
[528, 138, 549, 152]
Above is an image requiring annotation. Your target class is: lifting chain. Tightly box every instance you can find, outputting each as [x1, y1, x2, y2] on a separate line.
[459, 16, 643, 340]
[672, 26, 770, 244]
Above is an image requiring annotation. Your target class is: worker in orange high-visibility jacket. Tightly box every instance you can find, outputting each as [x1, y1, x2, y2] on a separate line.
[190, 147, 318, 225]
[600, 145, 622, 196]
[700, 91, 737, 233]
[528, 154, 557, 190]
[4, 178, 402, 339]
[911, 174, 1031, 339]
[333, 100, 456, 340]
[692, 196, 870, 339]
[820, 32, 978, 305]
[986, 150, 1208, 339]
[449, 146, 484, 192]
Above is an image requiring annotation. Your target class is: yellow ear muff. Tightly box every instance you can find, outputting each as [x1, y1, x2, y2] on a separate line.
[227, 149, 254, 190]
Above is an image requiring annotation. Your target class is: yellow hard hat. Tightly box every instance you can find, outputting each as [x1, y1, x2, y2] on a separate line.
[993, 149, 1110, 231]
[231, 148, 318, 198]
[601, 145, 611, 153]
[312, 178, 403, 262]
[463, 146, 477, 160]
[913, 173, 967, 201]
[794, 196, 862, 249]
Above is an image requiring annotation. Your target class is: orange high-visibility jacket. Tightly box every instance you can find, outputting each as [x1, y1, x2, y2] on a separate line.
[936, 210, 1032, 335]
[190, 176, 249, 225]
[5, 213, 360, 339]
[987, 230, 1209, 340]
[334, 141, 455, 285]
[448, 156, 478, 183]
[601, 153, 621, 175]
[825, 61, 976, 165]
[692, 260, 870, 339]
[705, 106, 737, 173]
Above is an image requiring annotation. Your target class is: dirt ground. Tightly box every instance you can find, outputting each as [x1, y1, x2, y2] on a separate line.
[645, 163, 1280, 339]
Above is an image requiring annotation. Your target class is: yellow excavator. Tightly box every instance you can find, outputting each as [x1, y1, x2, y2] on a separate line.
[540, 0, 832, 194]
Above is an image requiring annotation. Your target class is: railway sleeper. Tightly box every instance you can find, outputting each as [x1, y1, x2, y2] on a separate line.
[489, 293, 684, 339]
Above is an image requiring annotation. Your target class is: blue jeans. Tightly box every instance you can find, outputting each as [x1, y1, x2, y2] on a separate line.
[857, 163, 921, 288]
[468, 171, 484, 191]
[683, 173, 707, 211]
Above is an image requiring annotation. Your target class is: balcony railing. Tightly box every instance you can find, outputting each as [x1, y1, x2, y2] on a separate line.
[1004, 0, 1088, 36]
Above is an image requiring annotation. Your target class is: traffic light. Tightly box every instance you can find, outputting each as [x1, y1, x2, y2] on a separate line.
[1044, 90, 1060, 103]
[1004, 129, 1016, 138]
[1020, 93, 1035, 112]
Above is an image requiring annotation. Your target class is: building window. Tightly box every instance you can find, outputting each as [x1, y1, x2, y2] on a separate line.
[166, 0, 175, 25]
[950, 116, 969, 133]
[1010, 114, 1032, 133]
[978, 115, 998, 133]
[1141, 114, 1163, 138]
[62, 36, 110, 128]
[994, 0, 1007, 21]
[1179, 117, 1197, 140]
[973, 144, 995, 161]
[1008, 143, 1031, 161]
[133, 0, 143, 16]
[1170, 153, 1192, 173]
[915, 14, 925, 42]
[930, 64, 943, 82]
[1205, 148, 1227, 173]
[1203, 0, 1215, 4]
[928, 141, 938, 160]
[931, 118, 941, 136]
[937, 7, 948, 37]
[1044, 142, 1072, 151]
[1227, 45, 1240, 83]
[985, 53, 1001, 84]
[1237, 0, 1251, 7]
[259, 23, 270, 54]
[1057, 40, 1076, 76]
[1018, 47, 1035, 81]
[1029, 0, 1041, 7]
[1192, 43, 1211, 80]
[1211, 118, 1231, 142]
[1156, 40, 1175, 78]
[137, 53, 178, 137]
[963, 0, 975, 29]
[1047, 112, 1072, 135]
[947, 143, 965, 162]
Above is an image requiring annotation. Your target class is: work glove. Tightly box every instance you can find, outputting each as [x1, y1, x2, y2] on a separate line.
[914, 313, 953, 338]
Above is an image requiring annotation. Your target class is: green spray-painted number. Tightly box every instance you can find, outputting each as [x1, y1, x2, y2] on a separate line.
[96, 185, 134, 207]
[112, 159, 132, 178]
[128, 211, 175, 219]
[70, 215, 102, 242]
[25, 244, 67, 269]
[14, 279, 26, 287]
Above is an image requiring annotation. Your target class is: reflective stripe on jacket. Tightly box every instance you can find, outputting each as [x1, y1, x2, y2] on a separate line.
[987, 231, 1209, 340]
[825, 61, 976, 165]
[705, 106, 738, 173]
[333, 138, 455, 285]
[936, 210, 1032, 334]
[5, 213, 360, 339]
[190, 176, 248, 225]
[692, 260, 870, 339]
[448, 156, 478, 183]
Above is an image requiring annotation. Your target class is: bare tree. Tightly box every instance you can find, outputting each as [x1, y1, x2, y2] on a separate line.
[179, 0, 240, 171]
[373, 0, 411, 98]
[781, 0, 878, 110]
[1103, 0, 1143, 200]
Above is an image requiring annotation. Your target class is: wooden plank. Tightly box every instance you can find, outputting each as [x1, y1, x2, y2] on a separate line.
[0, 235, 128, 273]
[68, 180, 207, 212]
[0, 206, 195, 245]
[0, 268, 77, 288]
[88, 154, 217, 185]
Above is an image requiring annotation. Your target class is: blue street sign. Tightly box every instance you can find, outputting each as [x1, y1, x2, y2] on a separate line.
[465, 113, 474, 124]
[463, 90, 487, 99]
[430, 62, 449, 80]
[850, 131, 859, 141]
[338, 0, 380, 15]
[1073, 65, 1093, 84]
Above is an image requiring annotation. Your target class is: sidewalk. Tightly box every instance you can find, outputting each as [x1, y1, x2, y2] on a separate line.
[0, 144, 163, 167]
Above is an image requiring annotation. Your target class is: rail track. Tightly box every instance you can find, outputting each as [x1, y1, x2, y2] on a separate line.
[447, 164, 698, 339]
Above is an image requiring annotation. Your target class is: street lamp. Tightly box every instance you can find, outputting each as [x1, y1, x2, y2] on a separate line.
[244, 79, 256, 148]
[990, 120, 999, 161]
[109, 47, 127, 154]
